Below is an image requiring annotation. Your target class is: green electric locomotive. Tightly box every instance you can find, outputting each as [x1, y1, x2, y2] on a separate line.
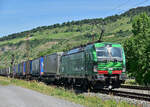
[60, 42, 126, 89]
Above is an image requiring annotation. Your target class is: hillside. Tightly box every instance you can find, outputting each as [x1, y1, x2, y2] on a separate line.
[0, 6, 150, 68]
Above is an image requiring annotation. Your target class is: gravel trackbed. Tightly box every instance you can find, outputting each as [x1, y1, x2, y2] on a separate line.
[0, 85, 84, 107]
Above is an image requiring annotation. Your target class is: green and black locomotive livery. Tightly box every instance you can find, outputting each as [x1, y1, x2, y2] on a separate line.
[0, 42, 126, 89]
[60, 42, 126, 89]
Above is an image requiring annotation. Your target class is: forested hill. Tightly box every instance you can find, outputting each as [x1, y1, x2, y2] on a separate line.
[0, 6, 150, 67]
[1, 6, 150, 41]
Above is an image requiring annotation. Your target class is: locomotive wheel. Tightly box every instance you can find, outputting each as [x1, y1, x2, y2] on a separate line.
[81, 80, 89, 92]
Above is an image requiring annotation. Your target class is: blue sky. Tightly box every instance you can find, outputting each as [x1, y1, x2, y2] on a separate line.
[0, 0, 150, 37]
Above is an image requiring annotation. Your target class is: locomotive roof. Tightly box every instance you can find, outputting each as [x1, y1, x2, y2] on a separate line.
[64, 42, 122, 55]
[94, 42, 122, 47]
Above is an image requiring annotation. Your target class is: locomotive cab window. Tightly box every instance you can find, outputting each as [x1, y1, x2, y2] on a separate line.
[96, 47, 109, 58]
[109, 47, 122, 58]
[96, 47, 122, 58]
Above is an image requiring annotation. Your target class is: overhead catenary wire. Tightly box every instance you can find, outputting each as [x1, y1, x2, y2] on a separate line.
[116, 0, 149, 14]
[112, 0, 130, 11]
[133, 0, 149, 7]
[106, 0, 149, 16]
[104, 0, 130, 16]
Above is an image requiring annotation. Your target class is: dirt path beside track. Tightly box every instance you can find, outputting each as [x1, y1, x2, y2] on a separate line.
[0, 85, 84, 107]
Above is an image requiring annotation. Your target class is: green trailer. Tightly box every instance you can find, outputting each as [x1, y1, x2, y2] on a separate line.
[60, 42, 126, 89]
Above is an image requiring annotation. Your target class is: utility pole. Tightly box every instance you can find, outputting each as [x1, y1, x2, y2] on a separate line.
[11, 54, 15, 78]
[11, 54, 15, 66]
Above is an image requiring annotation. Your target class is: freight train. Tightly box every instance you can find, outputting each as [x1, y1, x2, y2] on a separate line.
[0, 42, 126, 90]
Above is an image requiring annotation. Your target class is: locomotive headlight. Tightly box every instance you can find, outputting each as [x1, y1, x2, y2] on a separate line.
[93, 66, 97, 72]
[123, 68, 126, 72]
[108, 68, 113, 70]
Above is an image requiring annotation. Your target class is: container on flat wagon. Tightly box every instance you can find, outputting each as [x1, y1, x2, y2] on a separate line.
[4, 68, 6, 76]
[1, 68, 4, 75]
[1, 69, 2, 75]
[31, 58, 40, 76]
[5, 68, 9, 76]
[19, 62, 24, 76]
[43, 52, 63, 76]
[25, 60, 31, 75]
[15, 64, 19, 76]
[23, 62, 26, 75]
[0, 69, 2, 75]
[13, 65, 18, 76]
[10, 66, 14, 76]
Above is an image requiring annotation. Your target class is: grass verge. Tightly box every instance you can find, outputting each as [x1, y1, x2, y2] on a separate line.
[0, 76, 136, 107]
[125, 79, 138, 85]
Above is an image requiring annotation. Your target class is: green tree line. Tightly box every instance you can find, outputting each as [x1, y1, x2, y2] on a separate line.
[124, 13, 150, 85]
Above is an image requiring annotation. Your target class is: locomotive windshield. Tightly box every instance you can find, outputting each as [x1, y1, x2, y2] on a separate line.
[96, 47, 122, 58]
[96, 47, 109, 57]
[109, 47, 122, 58]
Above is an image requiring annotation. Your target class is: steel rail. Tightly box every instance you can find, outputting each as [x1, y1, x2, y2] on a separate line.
[121, 85, 150, 90]
[99, 89, 150, 101]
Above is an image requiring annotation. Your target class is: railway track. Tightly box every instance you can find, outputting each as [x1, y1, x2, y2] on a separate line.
[98, 89, 150, 102]
[53, 84, 150, 102]
[121, 85, 150, 90]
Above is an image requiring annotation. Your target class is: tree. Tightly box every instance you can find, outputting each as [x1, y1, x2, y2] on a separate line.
[132, 13, 150, 36]
[124, 13, 150, 85]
